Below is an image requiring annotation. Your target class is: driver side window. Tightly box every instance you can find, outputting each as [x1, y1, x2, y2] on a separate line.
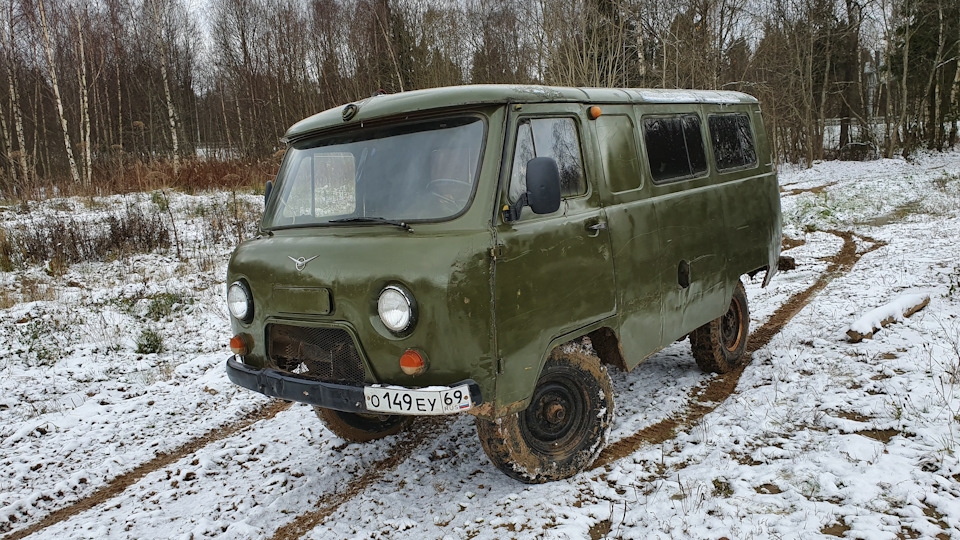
[509, 118, 586, 204]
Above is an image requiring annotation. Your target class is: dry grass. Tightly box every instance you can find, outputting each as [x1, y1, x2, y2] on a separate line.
[5, 155, 281, 202]
[4, 206, 170, 271]
[201, 192, 262, 245]
[0, 227, 13, 271]
[0, 287, 15, 309]
[20, 276, 56, 303]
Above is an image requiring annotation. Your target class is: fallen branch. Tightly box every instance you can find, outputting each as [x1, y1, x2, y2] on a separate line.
[846, 293, 931, 343]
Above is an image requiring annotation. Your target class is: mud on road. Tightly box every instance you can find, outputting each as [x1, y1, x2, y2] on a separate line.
[2, 400, 291, 540]
[268, 416, 454, 540]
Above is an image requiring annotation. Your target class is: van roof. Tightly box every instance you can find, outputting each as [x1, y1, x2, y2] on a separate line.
[283, 84, 758, 142]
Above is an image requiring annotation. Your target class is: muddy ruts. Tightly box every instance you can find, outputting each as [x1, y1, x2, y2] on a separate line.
[1, 400, 291, 540]
[268, 416, 454, 540]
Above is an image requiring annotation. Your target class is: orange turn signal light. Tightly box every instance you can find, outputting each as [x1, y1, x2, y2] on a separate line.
[230, 334, 248, 356]
[400, 349, 426, 376]
[588, 106, 602, 119]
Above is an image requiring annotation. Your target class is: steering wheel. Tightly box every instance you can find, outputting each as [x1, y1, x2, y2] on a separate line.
[426, 177, 472, 212]
[426, 177, 472, 195]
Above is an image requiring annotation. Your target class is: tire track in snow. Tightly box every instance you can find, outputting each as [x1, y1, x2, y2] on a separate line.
[268, 416, 455, 540]
[1, 399, 291, 540]
[593, 230, 885, 468]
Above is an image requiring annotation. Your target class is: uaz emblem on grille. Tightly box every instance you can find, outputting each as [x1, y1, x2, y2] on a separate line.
[288, 255, 319, 272]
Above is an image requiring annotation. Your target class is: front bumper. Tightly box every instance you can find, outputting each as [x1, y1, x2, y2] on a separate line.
[225, 356, 483, 414]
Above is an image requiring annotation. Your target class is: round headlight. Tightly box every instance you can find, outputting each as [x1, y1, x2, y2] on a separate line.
[228, 281, 253, 322]
[378, 285, 414, 333]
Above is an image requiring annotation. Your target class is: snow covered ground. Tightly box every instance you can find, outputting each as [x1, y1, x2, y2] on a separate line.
[1, 152, 959, 539]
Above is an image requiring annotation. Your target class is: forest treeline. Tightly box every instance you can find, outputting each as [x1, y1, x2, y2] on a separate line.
[0, 0, 958, 199]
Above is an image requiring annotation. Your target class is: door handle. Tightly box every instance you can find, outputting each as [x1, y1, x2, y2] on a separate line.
[586, 220, 607, 236]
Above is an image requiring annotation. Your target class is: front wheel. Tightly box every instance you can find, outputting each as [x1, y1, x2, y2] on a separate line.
[476, 350, 614, 483]
[690, 280, 750, 373]
[314, 407, 412, 443]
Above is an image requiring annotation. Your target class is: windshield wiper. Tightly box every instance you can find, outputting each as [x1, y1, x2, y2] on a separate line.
[328, 217, 414, 233]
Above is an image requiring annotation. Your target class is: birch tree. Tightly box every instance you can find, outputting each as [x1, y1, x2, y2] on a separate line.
[73, 8, 92, 186]
[2, 2, 28, 185]
[36, 0, 81, 185]
[148, 0, 179, 174]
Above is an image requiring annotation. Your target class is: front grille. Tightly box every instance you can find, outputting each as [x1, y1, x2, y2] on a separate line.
[268, 324, 366, 384]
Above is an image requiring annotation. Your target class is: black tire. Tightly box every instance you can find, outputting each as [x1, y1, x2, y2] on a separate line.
[313, 407, 412, 443]
[690, 280, 750, 373]
[475, 350, 614, 483]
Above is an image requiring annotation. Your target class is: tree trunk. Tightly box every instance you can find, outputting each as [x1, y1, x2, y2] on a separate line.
[951, 36, 960, 146]
[801, 29, 815, 166]
[4, 4, 28, 185]
[928, 2, 946, 149]
[150, 0, 179, 175]
[38, 0, 82, 185]
[109, 0, 123, 151]
[374, 4, 404, 92]
[816, 27, 832, 161]
[0, 97, 14, 185]
[895, 0, 911, 154]
[219, 79, 233, 157]
[75, 11, 92, 186]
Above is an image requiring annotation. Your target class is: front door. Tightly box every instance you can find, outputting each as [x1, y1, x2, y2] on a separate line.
[492, 104, 617, 407]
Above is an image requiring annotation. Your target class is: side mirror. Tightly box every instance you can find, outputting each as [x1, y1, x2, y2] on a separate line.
[525, 157, 561, 215]
[264, 180, 273, 205]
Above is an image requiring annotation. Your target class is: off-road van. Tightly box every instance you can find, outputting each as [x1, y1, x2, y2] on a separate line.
[225, 85, 781, 483]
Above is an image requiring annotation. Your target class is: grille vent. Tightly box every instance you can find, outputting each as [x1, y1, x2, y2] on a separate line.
[268, 324, 365, 384]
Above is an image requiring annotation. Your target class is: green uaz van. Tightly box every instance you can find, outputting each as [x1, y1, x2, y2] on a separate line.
[225, 85, 781, 483]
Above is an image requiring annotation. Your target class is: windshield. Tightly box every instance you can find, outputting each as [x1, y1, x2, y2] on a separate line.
[263, 116, 485, 229]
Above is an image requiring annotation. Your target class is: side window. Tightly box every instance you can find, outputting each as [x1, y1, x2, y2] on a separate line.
[597, 115, 642, 193]
[642, 114, 706, 183]
[509, 117, 586, 203]
[709, 113, 757, 170]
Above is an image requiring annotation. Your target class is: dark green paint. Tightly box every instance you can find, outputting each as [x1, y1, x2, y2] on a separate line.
[228, 85, 780, 418]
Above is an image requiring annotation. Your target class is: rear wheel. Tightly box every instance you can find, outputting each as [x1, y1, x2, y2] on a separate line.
[475, 350, 613, 483]
[690, 280, 750, 373]
[314, 407, 412, 443]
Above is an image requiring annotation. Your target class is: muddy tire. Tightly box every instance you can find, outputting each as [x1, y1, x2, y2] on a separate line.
[475, 350, 614, 483]
[314, 407, 412, 443]
[690, 280, 750, 373]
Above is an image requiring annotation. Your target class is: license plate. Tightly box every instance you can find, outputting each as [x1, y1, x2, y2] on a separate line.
[363, 384, 472, 415]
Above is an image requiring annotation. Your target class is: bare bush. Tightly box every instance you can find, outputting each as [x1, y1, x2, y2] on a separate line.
[6, 205, 170, 269]
[202, 193, 262, 246]
[0, 228, 13, 271]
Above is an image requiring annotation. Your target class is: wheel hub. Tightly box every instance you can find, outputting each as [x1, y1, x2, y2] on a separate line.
[520, 380, 588, 453]
[531, 390, 571, 438]
[545, 402, 566, 423]
[721, 296, 743, 351]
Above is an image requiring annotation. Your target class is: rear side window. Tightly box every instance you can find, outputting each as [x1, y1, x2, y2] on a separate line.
[642, 115, 706, 183]
[709, 113, 757, 170]
[509, 118, 586, 203]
